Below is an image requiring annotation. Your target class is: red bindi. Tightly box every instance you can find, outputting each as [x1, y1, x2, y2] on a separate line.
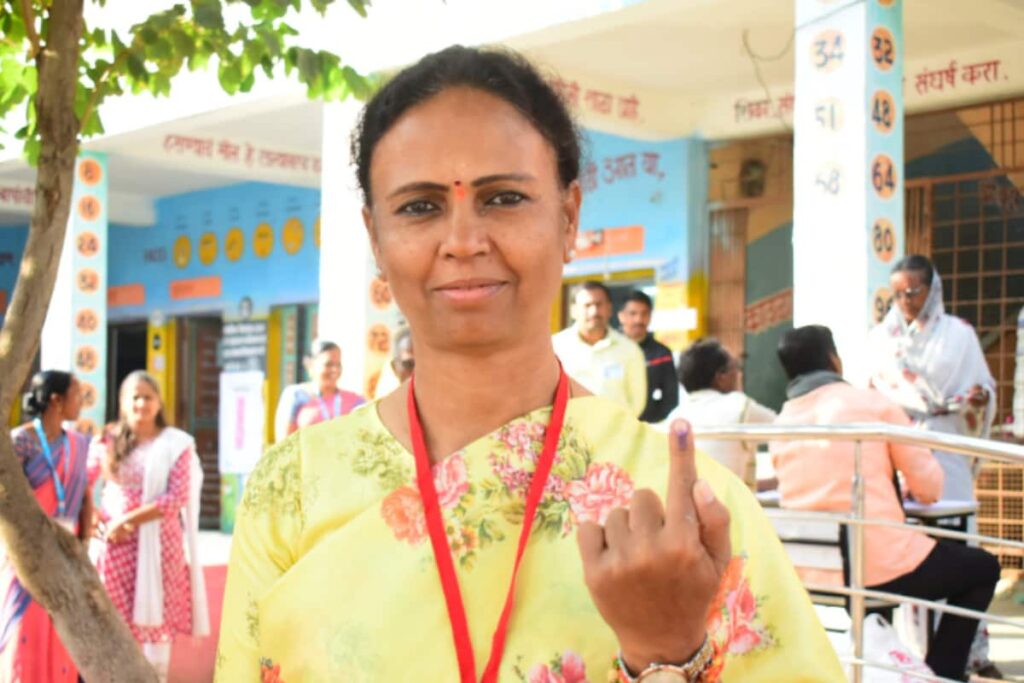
[453, 180, 466, 200]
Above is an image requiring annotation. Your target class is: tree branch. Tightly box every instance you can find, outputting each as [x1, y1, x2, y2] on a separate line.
[79, 38, 138, 136]
[0, 0, 158, 679]
[18, 0, 41, 59]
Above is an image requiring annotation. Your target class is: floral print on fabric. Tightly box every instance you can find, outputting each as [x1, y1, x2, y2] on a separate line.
[566, 462, 635, 525]
[243, 437, 302, 520]
[380, 486, 428, 544]
[260, 657, 284, 683]
[485, 419, 634, 534]
[378, 416, 636, 569]
[515, 651, 589, 683]
[704, 555, 775, 679]
[380, 452, 502, 567]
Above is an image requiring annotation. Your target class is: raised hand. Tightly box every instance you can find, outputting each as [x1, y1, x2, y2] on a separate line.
[577, 420, 732, 674]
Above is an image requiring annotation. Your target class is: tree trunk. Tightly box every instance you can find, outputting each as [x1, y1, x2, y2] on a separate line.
[0, 1, 158, 680]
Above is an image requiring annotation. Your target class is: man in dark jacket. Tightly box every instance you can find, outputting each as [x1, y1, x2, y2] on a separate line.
[617, 290, 679, 422]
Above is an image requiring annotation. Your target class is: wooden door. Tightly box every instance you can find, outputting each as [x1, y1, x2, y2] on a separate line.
[708, 208, 748, 357]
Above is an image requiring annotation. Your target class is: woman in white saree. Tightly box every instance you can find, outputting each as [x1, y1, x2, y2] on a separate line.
[867, 254, 996, 502]
[866, 254, 1002, 678]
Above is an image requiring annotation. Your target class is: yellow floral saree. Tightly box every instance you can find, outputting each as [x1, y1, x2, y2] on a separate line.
[216, 396, 844, 682]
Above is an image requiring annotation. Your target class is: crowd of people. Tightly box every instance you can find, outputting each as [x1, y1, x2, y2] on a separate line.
[549, 255, 1004, 680]
[0, 43, 1012, 683]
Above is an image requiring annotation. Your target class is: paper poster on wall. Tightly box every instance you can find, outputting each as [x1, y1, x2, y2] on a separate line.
[651, 282, 698, 352]
[218, 370, 266, 474]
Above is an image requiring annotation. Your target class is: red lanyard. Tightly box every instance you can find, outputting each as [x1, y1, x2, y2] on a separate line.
[407, 368, 570, 683]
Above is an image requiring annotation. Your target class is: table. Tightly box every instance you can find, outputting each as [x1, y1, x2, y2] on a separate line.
[756, 490, 977, 536]
[902, 499, 977, 536]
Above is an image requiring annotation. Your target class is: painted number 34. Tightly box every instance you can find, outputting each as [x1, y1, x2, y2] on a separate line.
[813, 32, 844, 70]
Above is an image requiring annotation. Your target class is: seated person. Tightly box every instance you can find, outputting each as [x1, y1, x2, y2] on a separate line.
[771, 324, 1001, 681]
[666, 338, 775, 487]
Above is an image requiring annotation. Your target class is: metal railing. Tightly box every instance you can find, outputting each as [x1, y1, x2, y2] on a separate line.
[697, 423, 1024, 683]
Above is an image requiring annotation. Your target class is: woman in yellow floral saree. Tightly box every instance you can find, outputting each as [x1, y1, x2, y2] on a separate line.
[217, 46, 844, 683]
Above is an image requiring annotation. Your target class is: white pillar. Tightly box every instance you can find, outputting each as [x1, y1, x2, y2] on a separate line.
[318, 101, 372, 394]
[42, 153, 109, 435]
[793, 0, 904, 383]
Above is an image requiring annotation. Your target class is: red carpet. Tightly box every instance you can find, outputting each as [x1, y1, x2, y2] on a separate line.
[169, 565, 225, 683]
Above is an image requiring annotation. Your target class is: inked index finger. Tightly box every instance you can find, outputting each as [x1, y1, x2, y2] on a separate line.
[665, 419, 698, 529]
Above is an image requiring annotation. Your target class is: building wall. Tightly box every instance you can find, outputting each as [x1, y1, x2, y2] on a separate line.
[566, 129, 692, 280]
[107, 182, 321, 321]
[708, 137, 794, 409]
[0, 225, 27, 326]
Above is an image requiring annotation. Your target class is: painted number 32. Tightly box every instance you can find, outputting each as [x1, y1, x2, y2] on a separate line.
[871, 27, 896, 71]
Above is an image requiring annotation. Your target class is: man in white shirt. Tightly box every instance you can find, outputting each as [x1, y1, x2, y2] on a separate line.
[552, 281, 647, 416]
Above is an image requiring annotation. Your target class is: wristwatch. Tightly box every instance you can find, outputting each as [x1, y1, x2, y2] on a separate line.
[616, 637, 715, 682]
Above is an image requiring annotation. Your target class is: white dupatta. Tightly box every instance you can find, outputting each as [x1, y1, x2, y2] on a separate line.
[867, 271, 996, 427]
[133, 427, 210, 637]
[867, 271, 996, 500]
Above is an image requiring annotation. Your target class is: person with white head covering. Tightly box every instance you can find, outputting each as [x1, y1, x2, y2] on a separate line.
[866, 254, 1001, 678]
[867, 254, 996, 501]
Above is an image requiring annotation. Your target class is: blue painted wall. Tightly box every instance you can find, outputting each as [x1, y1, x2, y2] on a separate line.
[0, 226, 28, 326]
[107, 182, 321, 321]
[566, 129, 696, 281]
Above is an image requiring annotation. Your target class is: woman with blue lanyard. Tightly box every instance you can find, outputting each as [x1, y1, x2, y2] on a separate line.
[0, 370, 90, 682]
[274, 339, 366, 442]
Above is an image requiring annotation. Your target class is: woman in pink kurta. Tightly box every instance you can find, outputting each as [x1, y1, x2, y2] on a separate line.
[89, 371, 208, 682]
[0, 371, 89, 683]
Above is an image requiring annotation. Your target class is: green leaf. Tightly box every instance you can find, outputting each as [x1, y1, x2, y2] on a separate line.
[126, 52, 149, 82]
[187, 48, 211, 70]
[169, 28, 196, 58]
[81, 109, 104, 136]
[23, 137, 40, 166]
[346, 0, 368, 18]
[341, 65, 370, 100]
[295, 48, 317, 84]
[192, 0, 225, 29]
[217, 60, 241, 93]
[6, 11, 26, 43]
[259, 55, 274, 78]
[148, 37, 173, 60]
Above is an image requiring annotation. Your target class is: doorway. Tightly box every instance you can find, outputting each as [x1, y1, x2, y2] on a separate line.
[707, 207, 749, 358]
[175, 316, 223, 529]
[107, 322, 148, 423]
[556, 269, 656, 333]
